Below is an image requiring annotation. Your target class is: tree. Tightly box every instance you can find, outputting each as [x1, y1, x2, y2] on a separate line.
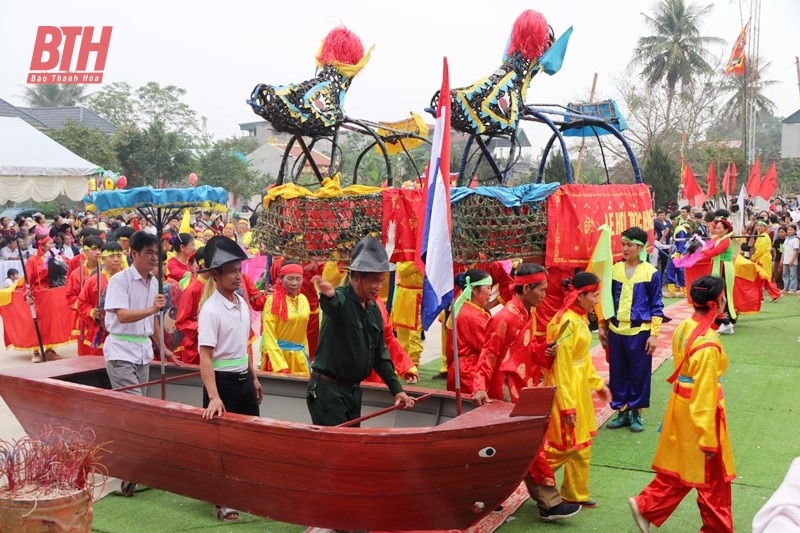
[718, 57, 778, 128]
[196, 137, 265, 200]
[641, 143, 679, 210]
[113, 121, 194, 187]
[88, 81, 209, 148]
[86, 82, 135, 127]
[46, 119, 118, 171]
[629, 0, 724, 124]
[542, 148, 570, 184]
[22, 83, 90, 107]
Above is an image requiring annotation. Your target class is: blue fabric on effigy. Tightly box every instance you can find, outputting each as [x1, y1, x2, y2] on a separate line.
[450, 182, 560, 208]
[562, 99, 628, 137]
[90, 185, 228, 215]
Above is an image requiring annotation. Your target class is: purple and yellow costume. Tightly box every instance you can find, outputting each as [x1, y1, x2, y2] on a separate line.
[607, 261, 664, 411]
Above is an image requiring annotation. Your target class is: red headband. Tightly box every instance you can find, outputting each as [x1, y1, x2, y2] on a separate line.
[514, 272, 547, 286]
[555, 281, 600, 323]
[279, 264, 304, 276]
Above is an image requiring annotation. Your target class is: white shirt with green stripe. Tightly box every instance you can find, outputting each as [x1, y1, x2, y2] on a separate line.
[198, 290, 250, 373]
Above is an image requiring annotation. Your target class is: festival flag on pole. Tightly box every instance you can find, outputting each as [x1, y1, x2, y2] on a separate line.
[417, 57, 454, 330]
[721, 162, 732, 197]
[745, 157, 762, 197]
[730, 161, 738, 193]
[757, 162, 778, 201]
[737, 184, 747, 231]
[706, 161, 717, 197]
[682, 163, 706, 207]
[724, 19, 750, 77]
[586, 224, 614, 320]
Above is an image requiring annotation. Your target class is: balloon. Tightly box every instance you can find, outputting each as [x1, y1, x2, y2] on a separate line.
[104, 177, 116, 190]
[188, 172, 198, 186]
[117, 175, 127, 189]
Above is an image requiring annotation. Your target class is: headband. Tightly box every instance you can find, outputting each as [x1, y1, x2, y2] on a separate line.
[271, 263, 305, 320]
[101, 249, 122, 257]
[453, 275, 493, 318]
[621, 236, 646, 246]
[37, 236, 52, 255]
[555, 280, 600, 323]
[622, 235, 648, 261]
[757, 220, 768, 227]
[279, 263, 304, 277]
[514, 272, 547, 286]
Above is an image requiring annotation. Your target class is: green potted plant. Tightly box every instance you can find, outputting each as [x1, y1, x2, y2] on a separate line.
[0, 426, 108, 532]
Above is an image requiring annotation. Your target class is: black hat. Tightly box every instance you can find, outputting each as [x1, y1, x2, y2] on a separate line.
[348, 236, 393, 273]
[201, 236, 247, 272]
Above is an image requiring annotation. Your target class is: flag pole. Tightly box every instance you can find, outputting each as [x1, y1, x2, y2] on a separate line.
[451, 306, 462, 415]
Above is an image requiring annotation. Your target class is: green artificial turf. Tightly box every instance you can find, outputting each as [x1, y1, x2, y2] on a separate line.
[92, 298, 800, 532]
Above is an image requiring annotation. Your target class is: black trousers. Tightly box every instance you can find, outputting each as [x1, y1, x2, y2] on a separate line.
[203, 371, 260, 416]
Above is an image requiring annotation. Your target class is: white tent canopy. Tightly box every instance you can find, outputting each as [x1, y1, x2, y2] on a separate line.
[0, 116, 100, 203]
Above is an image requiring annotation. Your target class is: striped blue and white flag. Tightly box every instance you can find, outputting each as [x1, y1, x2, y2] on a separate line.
[418, 57, 454, 330]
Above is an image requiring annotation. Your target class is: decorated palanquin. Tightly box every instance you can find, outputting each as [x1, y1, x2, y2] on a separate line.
[249, 10, 654, 268]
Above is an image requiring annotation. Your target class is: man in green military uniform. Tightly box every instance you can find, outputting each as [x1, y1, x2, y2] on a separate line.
[308, 236, 415, 426]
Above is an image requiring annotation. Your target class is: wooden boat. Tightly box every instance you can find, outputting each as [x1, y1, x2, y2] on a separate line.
[0, 357, 554, 531]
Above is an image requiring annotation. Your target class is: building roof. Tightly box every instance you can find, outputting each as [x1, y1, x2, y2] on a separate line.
[487, 129, 532, 149]
[0, 98, 48, 129]
[17, 106, 117, 134]
[783, 109, 800, 124]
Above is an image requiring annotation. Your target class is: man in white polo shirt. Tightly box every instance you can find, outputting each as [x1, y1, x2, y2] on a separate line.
[198, 235, 262, 523]
[104, 230, 178, 394]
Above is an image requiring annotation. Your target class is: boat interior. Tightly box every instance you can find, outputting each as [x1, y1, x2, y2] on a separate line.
[56, 362, 474, 428]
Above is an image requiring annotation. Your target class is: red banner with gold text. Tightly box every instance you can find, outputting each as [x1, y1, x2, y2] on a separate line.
[545, 184, 654, 268]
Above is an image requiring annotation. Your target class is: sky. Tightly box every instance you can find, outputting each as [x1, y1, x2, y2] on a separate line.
[1, 0, 798, 154]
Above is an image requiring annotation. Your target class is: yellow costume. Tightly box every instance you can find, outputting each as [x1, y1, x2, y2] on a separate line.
[391, 261, 424, 366]
[653, 317, 735, 485]
[751, 232, 774, 279]
[544, 308, 605, 501]
[261, 293, 311, 375]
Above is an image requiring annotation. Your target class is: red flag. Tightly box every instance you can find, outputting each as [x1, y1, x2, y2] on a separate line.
[730, 161, 738, 193]
[724, 20, 750, 77]
[706, 161, 717, 197]
[721, 162, 731, 196]
[682, 163, 706, 207]
[745, 157, 761, 197]
[757, 162, 778, 200]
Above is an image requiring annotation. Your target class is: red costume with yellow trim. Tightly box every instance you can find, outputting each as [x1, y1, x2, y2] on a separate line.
[67, 263, 98, 355]
[365, 298, 418, 383]
[175, 275, 209, 364]
[473, 286, 557, 492]
[447, 301, 489, 395]
[76, 269, 112, 356]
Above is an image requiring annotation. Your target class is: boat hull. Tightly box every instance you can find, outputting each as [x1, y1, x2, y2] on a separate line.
[0, 358, 553, 531]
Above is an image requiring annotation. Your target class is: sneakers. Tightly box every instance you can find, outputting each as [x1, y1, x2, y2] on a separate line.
[539, 501, 581, 522]
[31, 351, 42, 364]
[718, 322, 735, 335]
[562, 498, 597, 508]
[630, 409, 644, 433]
[606, 410, 631, 429]
[628, 497, 651, 532]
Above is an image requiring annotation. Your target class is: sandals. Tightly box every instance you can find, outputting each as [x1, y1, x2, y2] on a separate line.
[120, 480, 137, 497]
[215, 506, 240, 522]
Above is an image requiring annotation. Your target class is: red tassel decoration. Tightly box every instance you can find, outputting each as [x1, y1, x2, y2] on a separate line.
[506, 10, 550, 61]
[316, 26, 365, 66]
